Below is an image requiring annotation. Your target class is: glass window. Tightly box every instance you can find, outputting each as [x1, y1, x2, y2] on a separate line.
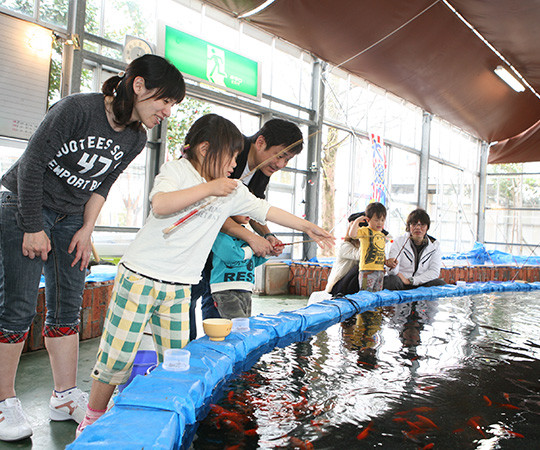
[39, 0, 69, 28]
[388, 147, 419, 206]
[0, 0, 34, 18]
[96, 150, 147, 228]
[323, 69, 349, 123]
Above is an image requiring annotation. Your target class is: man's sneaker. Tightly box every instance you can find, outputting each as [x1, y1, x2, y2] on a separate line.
[49, 388, 89, 424]
[0, 397, 33, 441]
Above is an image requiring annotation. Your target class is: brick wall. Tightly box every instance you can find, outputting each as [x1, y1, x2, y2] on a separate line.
[23, 281, 114, 353]
[288, 263, 540, 296]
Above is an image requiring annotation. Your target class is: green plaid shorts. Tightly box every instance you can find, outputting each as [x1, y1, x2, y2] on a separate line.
[91, 264, 190, 385]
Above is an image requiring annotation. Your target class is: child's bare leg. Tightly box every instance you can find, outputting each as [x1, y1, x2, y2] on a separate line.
[88, 379, 116, 411]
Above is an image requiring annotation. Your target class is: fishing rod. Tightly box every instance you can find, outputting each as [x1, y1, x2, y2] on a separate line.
[163, 131, 321, 235]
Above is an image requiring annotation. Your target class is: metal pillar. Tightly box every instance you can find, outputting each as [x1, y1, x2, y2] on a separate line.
[61, 0, 86, 96]
[304, 60, 325, 260]
[418, 112, 432, 208]
[477, 141, 489, 242]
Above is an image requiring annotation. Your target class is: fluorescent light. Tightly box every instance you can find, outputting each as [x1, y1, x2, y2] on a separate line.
[494, 66, 525, 92]
[239, 0, 276, 18]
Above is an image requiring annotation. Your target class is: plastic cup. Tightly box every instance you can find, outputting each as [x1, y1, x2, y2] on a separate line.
[162, 348, 190, 371]
[456, 280, 466, 287]
[232, 317, 250, 332]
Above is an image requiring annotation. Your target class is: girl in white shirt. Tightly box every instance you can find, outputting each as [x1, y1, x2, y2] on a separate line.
[77, 114, 333, 434]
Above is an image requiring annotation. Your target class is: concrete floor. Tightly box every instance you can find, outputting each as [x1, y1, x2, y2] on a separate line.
[0, 294, 308, 450]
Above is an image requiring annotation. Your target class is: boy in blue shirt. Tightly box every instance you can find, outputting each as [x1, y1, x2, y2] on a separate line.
[210, 215, 267, 318]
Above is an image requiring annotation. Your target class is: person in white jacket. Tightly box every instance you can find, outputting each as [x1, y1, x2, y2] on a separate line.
[384, 209, 445, 290]
[325, 220, 360, 295]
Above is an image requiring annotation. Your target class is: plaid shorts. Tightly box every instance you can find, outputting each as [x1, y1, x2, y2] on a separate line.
[92, 264, 190, 385]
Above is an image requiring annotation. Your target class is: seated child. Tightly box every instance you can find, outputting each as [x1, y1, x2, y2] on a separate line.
[210, 215, 267, 318]
[350, 202, 395, 292]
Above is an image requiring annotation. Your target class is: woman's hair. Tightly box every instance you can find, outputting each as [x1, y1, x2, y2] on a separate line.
[406, 208, 431, 232]
[344, 235, 360, 248]
[182, 114, 244, 180]
[249, 119, 303, 154]
[102, 54, 185, 130]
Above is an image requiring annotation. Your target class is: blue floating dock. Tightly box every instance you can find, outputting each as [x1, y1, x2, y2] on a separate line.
[69, 281, 540, 449]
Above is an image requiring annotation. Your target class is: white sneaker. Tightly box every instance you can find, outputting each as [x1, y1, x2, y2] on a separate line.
[49, 388, 89, 424]
[0, 397, 33, 441]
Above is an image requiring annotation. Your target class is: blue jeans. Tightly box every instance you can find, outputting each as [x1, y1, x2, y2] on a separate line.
[0, 192, 86, 340]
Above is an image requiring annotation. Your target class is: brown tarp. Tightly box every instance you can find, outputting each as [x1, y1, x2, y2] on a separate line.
[203, 0, 540, 163]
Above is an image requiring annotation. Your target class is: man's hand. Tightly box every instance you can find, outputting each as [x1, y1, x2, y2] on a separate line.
[385, 257, 397, 269]
[266, 234, 284, 256]
[246, 233, 274, 257]
[22, 231, 51, 261]
[397, 273, 411, 285]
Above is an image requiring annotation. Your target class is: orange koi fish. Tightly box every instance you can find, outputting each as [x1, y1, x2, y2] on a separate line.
[483, 395, 492, 406]
[422, 444, 435, 450]
[289, 436, 313, 449]
[467, 416, 486, 438]
[420, 385, 436, 391]
[498, 403, 520, 410]
[501, 427, 524, 438]
[503, 392, 510, 402]
[357, 421, 374, 440]
[401, 430, 420, 443]
[396, 406, 435, 415]
[405, 420, 422, 431]
[416, 414, 438, 429]
[244, 428, 258, 436]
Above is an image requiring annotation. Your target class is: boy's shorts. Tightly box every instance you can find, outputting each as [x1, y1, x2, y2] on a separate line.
[358, 270, 384, 292]
[212, 289, 252, 319]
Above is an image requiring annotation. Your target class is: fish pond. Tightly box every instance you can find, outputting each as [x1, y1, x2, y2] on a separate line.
[192, 291, 540, 449]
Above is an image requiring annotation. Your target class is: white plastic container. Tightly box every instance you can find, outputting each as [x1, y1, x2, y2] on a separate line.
[232, 317, 250, 332]
[162, 348, 190, 371]
[456, 280, 466, 287]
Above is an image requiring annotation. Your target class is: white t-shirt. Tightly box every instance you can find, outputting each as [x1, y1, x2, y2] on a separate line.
[122, 158, 270, 284]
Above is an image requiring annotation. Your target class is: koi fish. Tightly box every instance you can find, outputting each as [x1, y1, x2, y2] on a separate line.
[483, 395, 492, 406]
[501, 427, 524, 438]
[420, 385, 436, 391]
[244, 428, 258, 436]
[396, 406, 435, 415]
[227, 391, 235, 402]
[357, 421, 373, 440]
[422, 444, 435, 450]
[453, 428, 465, 433]
[503, 392, 511, 402]
[405, 420, 422, 431]
[289, 436, 313, 449]
[467, 416, 486, 438]
[498, 403, 520, 410]
[401, 430, 420, 443]
[416, 414, 438, 429]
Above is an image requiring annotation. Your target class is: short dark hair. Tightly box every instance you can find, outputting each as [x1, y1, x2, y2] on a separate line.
[250, 119, 303, 154]
[406, 208, 431, 231]
[365, 202, 387, 219]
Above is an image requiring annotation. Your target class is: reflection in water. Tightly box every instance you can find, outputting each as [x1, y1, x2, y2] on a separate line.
[193, 292, 540, 449]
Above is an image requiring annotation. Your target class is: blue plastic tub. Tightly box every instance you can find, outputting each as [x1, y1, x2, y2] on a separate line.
[117, 350, 158, 393]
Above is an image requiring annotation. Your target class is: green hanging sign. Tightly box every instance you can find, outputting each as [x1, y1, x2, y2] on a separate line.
[164, 26, 261, 100]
